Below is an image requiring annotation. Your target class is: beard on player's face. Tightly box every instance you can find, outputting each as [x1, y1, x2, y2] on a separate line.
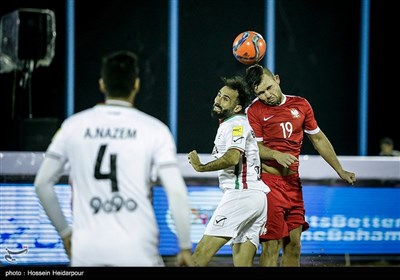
[211, 105, 233, 120]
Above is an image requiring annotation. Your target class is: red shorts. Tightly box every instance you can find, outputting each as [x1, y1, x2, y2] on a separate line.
[260, 172, 309, 241]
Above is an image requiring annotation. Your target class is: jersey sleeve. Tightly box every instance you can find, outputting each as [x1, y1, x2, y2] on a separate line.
[246, 104, 263, 142]
[225, 120, 247, 152]
[302, 99, 320, 134]
[46, 122, 69, 163]
[152, 123, 179, 168]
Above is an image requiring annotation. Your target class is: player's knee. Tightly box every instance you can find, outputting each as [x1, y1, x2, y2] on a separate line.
[261, 240, 280, 255]
[285, 241, 301, 257]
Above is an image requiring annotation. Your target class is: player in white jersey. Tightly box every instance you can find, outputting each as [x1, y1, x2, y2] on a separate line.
[34, 51, 194, 266]
[187, 76, 270, 266]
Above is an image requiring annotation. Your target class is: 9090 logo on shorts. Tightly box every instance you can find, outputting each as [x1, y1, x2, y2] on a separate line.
[90, 195, 137, 214]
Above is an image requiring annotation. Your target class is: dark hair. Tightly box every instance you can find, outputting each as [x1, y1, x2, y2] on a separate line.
[221, 76, 252, 111]
[380, 137, 394, 146]
[101, 51, 140, 97]
[245, 64, 274, 90]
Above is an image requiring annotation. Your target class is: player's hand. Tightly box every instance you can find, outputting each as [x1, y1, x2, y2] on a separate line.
[338, 170, 356, 185]
[273, 151, 298, 168]
[176, 249, 194, 267]
[62, 233, 72, 260]
[188, 150, 203, 172]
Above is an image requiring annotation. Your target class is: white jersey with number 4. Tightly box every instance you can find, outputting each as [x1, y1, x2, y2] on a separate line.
[46, 102, 178, 266]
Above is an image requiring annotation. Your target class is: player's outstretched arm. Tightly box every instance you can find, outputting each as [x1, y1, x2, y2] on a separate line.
[257, 142, 298, 168]
[176, 249, 194, 267]
[308, 131, 356, 185]
[188, 149, 241, 172]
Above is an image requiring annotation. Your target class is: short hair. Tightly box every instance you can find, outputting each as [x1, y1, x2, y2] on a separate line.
[101, 51, 140, 97]
[245, 64, 274, 90]
[221, 76, 252, 111]
[380, 137, 394, 146]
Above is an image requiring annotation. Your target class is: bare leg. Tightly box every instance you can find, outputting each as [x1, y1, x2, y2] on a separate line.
[231, 240, 257, 267]
[192, 235, 230, 266]
[281, 226, 302, 266]
[259, 239, 281, 266]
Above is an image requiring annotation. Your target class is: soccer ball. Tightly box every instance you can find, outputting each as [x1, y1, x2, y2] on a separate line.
[232, 31, 266, 65]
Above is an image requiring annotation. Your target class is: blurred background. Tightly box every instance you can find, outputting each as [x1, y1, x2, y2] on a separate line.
[0, 0, 398, 155]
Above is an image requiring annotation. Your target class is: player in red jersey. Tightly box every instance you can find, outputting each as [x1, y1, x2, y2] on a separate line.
[245, 64, 356, 266]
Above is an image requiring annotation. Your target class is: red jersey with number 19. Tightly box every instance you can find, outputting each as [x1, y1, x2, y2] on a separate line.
[246, 94, 320, 173]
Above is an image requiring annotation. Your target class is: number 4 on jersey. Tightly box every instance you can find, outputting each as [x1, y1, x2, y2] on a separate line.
[94, 144, 118, 192]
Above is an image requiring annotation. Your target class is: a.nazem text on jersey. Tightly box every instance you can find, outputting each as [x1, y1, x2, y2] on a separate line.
[84, 127, 137, 139]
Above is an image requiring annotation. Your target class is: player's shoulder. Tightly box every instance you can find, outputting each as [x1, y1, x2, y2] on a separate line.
[66, 106, 165, 126]
[286, 94, 308, 101]
[224, 114, 250, 129]
[285, 94, 312, 106]
[62, 107, 94, 125]
[393, 150, 400, 156]
[247, 98, 264, 110]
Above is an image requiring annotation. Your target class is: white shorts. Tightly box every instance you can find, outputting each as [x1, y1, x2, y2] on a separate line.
[204, 189, 267, 249]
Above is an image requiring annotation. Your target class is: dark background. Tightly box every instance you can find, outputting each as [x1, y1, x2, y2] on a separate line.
[0, 0, 397, 155]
